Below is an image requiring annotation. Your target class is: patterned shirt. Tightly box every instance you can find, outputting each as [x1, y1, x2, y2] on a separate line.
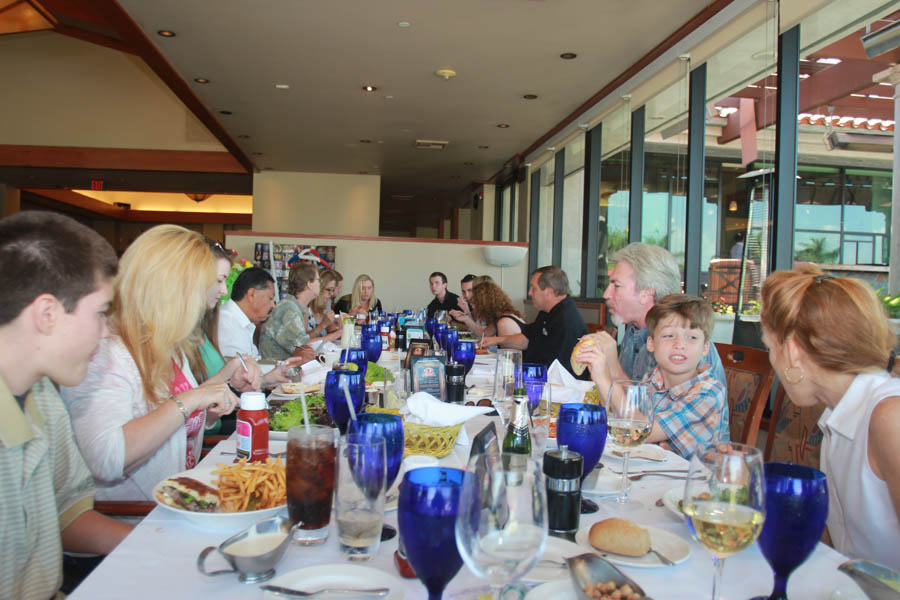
[644, 362, 729, 459]
[620, 323, 727, 388]
[1, 375, 95, 600]
[259, 295, 310, 361]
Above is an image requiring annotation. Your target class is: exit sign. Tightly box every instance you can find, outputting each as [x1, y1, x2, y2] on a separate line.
[90, 179, 104, 190]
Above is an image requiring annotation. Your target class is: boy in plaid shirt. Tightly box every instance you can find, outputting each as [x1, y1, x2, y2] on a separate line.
[577, 294, 728, 458]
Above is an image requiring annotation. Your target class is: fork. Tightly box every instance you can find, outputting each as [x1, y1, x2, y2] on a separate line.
[604, 467, 693, 480]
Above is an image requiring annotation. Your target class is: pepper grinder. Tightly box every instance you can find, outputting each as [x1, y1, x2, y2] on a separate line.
[543, 444, 583, 534]
[445, 362, 466, 403]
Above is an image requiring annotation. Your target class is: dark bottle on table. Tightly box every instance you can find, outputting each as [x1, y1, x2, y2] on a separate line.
[502, 390, 532, 455]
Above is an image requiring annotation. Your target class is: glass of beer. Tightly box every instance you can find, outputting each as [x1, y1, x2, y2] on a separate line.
[287, 425, 338, 545]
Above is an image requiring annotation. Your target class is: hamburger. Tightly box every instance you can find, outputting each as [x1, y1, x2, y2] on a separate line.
[155, 476, 221, 512]
[570, 336, 597, 376]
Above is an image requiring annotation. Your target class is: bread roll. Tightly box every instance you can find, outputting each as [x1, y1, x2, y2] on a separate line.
[570, 337, 596, 376]
[588, 518, 651, 557]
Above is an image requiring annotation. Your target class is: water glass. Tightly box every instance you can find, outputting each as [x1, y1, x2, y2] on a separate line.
[556, 403, 608, 480]
[351, 413, 405, 489]
[339, 347, 368, 376]
[604, 379, 654, 509]
[456, 454, 547, 598]
[492, 349, 522, 429]
[426, 317, 437, 337]
[335, 434, 387, 561]
[361, 323, 378, 339]
[324, 369, 364, 434]
[452, 340, 476, 375]
[361, 332, 382, 364]
[434, 323, 449, 351]
[683, 442, 766, 600]
[522, 362, 547, 412]
[442, 328, 459, 358]
[750, 462, 828, 600]
[287, 425, 338, 545]
[398, 467, 465, 600]
[530, 382, 553, 460]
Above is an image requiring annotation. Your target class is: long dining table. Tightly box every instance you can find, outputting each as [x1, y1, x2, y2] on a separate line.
[69, 351, 866, 599]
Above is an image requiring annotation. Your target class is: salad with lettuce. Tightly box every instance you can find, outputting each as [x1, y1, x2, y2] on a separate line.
[269, 393, 333, 430]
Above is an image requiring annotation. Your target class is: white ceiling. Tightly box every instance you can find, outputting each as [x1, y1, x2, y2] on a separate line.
[116, 0, 713, 228]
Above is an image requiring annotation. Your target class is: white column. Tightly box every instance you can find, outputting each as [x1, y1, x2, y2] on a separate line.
[875, 66, 900, 293]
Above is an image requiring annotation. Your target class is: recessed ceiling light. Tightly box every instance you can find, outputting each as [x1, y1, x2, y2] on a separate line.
[237, 134, 250, 139]
[434, 69, 457, 80]
[194, 77, 209, 84]
[400, 128, 412, 133]
[463, 162, 474, 166]
[560, 52, 577, 60]
[478, 145, 489, 149]
[397, 20, 411, 28]
[384, 95, 394, 100]
[363, 85, 377, 92]
[376, 140, 385, 144]
[219, 110, 232, 115]
[274, 83, 290, 90]
[523, 94, 538, 100]
[157, 30, 175, 37]
[359, 139, 372, 144]
[497, 123, 510, 128]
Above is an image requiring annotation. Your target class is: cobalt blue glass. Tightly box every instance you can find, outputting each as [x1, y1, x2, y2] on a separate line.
[426, 318, 437, 337]
[351, 413, 404, 489]
[442, 328, 458, 357]
[361, 332, 382, 364]
[434, 323, 448, 349]
[339, 347, 368, 376]
[398, 467, 465, 600]
[750, 462, 828, 600]
[452, 340, 476, 375]
[556, 403, 608, 481]
[344, 433, 387, 501]
[361, 323, 378, 338]
[522, 363, 548, 411]
[324, 369, 365, 434]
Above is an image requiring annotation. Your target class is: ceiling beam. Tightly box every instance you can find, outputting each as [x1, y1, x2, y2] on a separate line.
[0, 145, 246, 172]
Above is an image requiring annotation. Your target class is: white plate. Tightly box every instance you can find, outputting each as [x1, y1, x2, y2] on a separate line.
[523, 536, 587, 582]
[661, 486, 684, 518]
[465, 387, 493, 399]
[524, 578, 576, 599]
[574, 524, 690, 568]
[152, 465, 286, 531]
[264, 564, 406, 600]
[606, 443, 668, 462]
[582, 467, 632, 496]
[273, 382, 322, 396]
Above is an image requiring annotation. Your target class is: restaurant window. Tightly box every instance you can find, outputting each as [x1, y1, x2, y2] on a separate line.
[597, 104, 631, 296]
[561, 133, 585, 294]
[535, 161, 555, 267]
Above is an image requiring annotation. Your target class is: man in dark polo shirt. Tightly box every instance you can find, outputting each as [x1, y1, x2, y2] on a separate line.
[426, 271, 461, 319]
[480, 266, 588, 377]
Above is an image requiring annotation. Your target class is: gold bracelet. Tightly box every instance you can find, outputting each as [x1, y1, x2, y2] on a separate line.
[171, 395, 189, 422]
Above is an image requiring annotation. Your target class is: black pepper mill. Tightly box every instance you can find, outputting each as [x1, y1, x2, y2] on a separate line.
[445, 362, 466, 403]
[543, 445, 583, 534]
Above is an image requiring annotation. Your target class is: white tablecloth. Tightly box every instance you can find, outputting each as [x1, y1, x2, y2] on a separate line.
[70, 419, 865, 599]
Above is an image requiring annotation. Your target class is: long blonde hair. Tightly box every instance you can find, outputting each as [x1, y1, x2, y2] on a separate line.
[312, 269, 341, 316]
[111, 225, 215, 406]
[351, 274, 378, 311]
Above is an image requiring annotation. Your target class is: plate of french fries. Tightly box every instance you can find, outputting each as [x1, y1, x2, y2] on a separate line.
[152, 459, 287, 530]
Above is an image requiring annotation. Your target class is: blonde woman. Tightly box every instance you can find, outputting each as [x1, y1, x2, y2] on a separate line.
[333, 274, 383, 315]
[61, 225, 246, 501]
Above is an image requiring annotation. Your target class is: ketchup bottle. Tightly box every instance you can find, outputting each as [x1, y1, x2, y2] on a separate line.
[236, 392, 269, 462]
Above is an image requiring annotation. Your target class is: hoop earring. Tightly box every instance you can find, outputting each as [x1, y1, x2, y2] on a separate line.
[784, 365, 805, 385]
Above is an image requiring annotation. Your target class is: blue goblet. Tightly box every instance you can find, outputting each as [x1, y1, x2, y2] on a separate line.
[361, 323, 378, 339]
[434, 323, 448, 349]
[339, 347, 368, 376]
[442, 328, 458, 357]
[324, 369, 365, 434]
[452, 340, 476, 375]
[557, 403, 608, 514]
[750, 462, 828, 600]
[352, 413, 404, 489]
[426, 318, 437, 337]
[522, 363, 547, 411]
[398, 467, 465, 600]
[361, 332, 382, 364]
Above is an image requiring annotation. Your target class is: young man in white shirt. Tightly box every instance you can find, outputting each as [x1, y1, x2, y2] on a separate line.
[218, 267, 276, 359]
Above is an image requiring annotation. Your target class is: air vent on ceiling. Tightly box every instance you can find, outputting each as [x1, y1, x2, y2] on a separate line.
[414, 139, 449, 150]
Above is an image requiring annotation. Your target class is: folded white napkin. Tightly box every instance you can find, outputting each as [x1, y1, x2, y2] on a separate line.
[546, 359, 587, 404]
[300, 359, 329, 384]
[400, 392, 494, 446]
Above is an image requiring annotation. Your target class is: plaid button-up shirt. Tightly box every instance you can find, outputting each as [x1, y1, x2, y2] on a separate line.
[644, 362, 729, 459]
[620, 323, 727, 388]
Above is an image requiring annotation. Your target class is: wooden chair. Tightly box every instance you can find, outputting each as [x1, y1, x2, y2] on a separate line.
[763, 382, 825, 467]
[715, 343, 775, 448]
[586, 323, 617, 338]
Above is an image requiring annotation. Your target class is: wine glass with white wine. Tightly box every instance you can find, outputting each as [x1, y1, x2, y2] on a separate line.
[603, 379, 654, 509]
[683, 442, 766, 600]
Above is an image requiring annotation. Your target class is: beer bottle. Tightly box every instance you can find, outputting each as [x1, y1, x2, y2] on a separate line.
[502, 388, 532, 455]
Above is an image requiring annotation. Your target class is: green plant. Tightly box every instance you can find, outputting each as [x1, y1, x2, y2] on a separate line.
[742, 300, 761, 316]
[875, 288, 900, 318]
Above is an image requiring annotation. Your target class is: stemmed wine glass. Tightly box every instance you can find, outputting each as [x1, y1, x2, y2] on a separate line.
[397, 467, 466, 600]
[522, 362, 547, 412]
[361, 332, 382, 364]
[556, 403, 607, 514]
[455, 453, 547, 599]
[604, 379, 654, 509]
[351, 412, 405, 541]
[339, 348, 368, 376]
[324, 369, 364, 434]
[749, 463, 828, 600]
[683, 442, 766, 600]
[529, 382, 553, 460]
[491, 349, 522, 429]
[426, 317, 437, 338]
[442, 328, 459, 358]
[452, 340, 476, 375]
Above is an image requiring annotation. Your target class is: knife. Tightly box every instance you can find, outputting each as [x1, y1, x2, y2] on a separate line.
[260, 584, 390, 598]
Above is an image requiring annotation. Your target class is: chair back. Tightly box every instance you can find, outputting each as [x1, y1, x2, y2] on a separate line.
[586, 323, 618, 338]
[715, 342, 774, 447]
[763, 383, 825, 468]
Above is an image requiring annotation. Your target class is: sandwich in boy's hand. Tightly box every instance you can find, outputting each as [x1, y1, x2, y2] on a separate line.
[155, 476, 221, 513]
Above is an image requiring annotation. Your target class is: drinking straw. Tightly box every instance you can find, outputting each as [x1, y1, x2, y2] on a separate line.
[342, 376, 358, 427]
[298, 385, 311, 435]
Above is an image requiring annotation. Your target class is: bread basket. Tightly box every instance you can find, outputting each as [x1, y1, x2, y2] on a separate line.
[364, 406, 463, 458]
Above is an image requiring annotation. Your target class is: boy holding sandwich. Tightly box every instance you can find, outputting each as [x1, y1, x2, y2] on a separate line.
[575, 294, 728, 458]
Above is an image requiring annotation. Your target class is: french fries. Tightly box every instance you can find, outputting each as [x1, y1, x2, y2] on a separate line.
[211, 458, 286, 512]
